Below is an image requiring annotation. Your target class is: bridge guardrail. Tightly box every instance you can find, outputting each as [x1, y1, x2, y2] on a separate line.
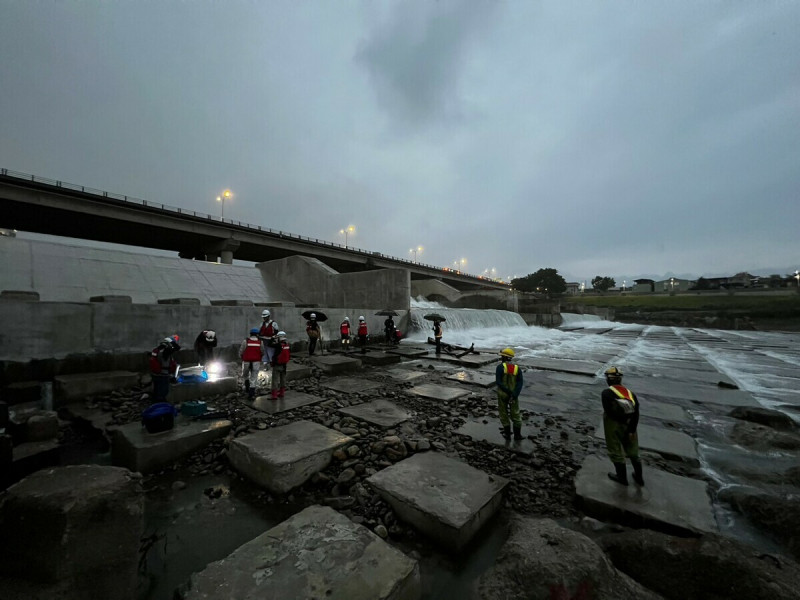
[1, 167, 507, 286]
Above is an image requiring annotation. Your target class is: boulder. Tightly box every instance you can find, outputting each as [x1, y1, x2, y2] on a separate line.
[718, 486, 800, 560]
[729, 421, 800, 451]
[476, 516, 661, 600]
[730, 407, 797, 431]
[599, 528, 800, 600]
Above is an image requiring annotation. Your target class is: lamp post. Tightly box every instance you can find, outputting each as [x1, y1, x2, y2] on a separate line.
[216, 189, 232, 219]
[339, 225, 355, 247]
[795, 270, 799, 289]
[409, 246, 423, 262]
[670, 277, 675, 293]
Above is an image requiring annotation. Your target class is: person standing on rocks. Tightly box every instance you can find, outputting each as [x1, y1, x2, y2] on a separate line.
[269, 331, 291, 400]
[433, 319, 443, 355]
[240, 328, 263, 399]
[357, 316, 369, 354]
[496, 348, 524, 440]
[340, 316, 352, 353]
[306, 313, 321, 356]
[258, 309, 279, 366]
[149, 335, 180, 402]
[601, 366, 644, 486]
[193, 330, 217, 366]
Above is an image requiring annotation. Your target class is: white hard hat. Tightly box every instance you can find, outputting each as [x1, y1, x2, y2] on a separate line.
[262, 309, 270, 318]
[359, 315, 365, 321]
[344, 316, 350, 322]
[163, 337, 173, 344]
[310, 313, 316, 319]
[205, 330, 216, 342]
[277, 331, 287, 339]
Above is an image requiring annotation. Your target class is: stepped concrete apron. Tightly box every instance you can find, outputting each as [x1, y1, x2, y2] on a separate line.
[54, 371, 141, 404]
[249, 391, 324, 415]
[228, 420, 353, 494]
[183, 505, 420, 600]
[575, 455, 717, 536]
[410, 383, 471, 402]
[310, 355, 362, 375]
[446, 370, 496, 388]
[367, 452, 509, 551]
[322, 378, 382, 394]
[338, 399, 411, 428]
[359, 351, 403, 366]
[111, 417, 232, 473]
[594, 420, 700, 466]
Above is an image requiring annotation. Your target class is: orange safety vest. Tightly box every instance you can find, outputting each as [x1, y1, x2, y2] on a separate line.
[358, 322, 368, 336]
[340, 321, 351, 335]
[499, 362, 519, 397]
[609, 384, 636, 414]
[242, 337, 262, 362]
[275, 341, 291, 365]
[260, 320, 276, 337]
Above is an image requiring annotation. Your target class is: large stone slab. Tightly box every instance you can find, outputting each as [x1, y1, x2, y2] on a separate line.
[385, 368, 428, 382]
[338, 399, 411, 427]
[628, 377, 759, 409]
[519, 357, 603, 377]
[111, 417, 232, 473]
[594, 420, 699, 466]
[367, 452, 508, 551]
[322, 379, 382, 394]
[453, 354, 498, 367]
[575, 455, 716, 535]
[446, 370, 496, 388]
[287, 361, 313, 381]
[386, 346, 430, 358]
[168, 377, 238, 404]
[359, 351, 402, 366]
[311, 354, 362, 375]
[183, 505, 420, 600]
[250, 391, 324, 415]
[54, 371, 141, 404]
[0, 465, 143, 598]
[410, 383, 471, 402]
[638, 400, 690, 423]
[456, 420, 537, 456]
[228, 421, 353, 494]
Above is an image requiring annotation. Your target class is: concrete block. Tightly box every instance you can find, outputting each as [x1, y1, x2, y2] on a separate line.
[0, 465, 143, 598]
[24, 412, 59, 442]
[9, 439, 60, 485]
[517, 357, 603, 377]
[410, 383, 471, 402]
[322, 378, 381, 394]
[311, 354, 362, 375]
[359, 351, 402, 366]
[594, 420, 699, 467]
[54, 371, 141, 403]
[575, 455, 717, 536]
[0, 290, 39, 301]
[111, 417, 232, 473]
[228, 421, 353, 494]
[385, 368, 427, 382]
[2, 380, 42, 404]
[157, 297, 201, 305]
[446, 371, 496, 388]
[89, 295, 132, 303]
[367, 452, 509, 551]
[386, 346, 430, 358]
[287, 361, 313, 381]
[338, 399, 411, 428]
[210, 299, 254, 306]
[456, 420, 536, 456]
[167, 376, 237, 404]
[250, 391, 324, 415]
[183, 505, 420, 600]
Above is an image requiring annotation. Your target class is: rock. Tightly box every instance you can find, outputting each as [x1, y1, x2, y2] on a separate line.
[718, 486, 800, 560]
[477, 516, 660, 600]
[336, 468, 357, 485]
[599, 528, 800, 600]
[730, 421, 800, 451]
[323, 496, 355, 510]
[416, 439, 431, 452]
[730, 407, 796, 431]
[171, 480, 187, 491]
[374, 524, 389, 539]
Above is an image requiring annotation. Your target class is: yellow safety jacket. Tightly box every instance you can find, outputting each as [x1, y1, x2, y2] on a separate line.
[609, 384, 636, 415]
[499, 363, 520, 399]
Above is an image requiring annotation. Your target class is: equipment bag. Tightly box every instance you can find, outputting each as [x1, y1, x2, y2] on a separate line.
[142, 402, 178, 433]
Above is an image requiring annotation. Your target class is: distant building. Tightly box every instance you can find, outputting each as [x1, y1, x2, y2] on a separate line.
[565, 282, 581, 295]
[656, 278, 693, 292]
[633, 279, 654, 293]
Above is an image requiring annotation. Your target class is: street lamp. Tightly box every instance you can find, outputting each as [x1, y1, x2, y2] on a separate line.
[795, 270, 799, 288]
[409, 246, 423, 262]
[670, 277, 675, 292]
[216, 189, 232, 219]
[340, 225, 355, 247]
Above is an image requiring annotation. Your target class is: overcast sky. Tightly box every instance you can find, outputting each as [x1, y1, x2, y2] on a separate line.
[1, 1, 798, 284]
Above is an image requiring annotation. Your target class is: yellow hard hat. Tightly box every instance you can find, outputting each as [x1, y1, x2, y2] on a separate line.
[499, 348, 515, 359]
[604, 366, 623, 378]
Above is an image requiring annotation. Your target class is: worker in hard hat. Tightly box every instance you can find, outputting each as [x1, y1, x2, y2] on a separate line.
[496, 347, 524, 440]
[193, 330, 217, 367]
[269, 331, 291, 400]
[240, 328, 263, 399]
[149, 335, 181, 402]
[258, 309, 279, 365]
[601, 366, 643, 486]
[357, 316, 369, 354]
[306, 313, 321, 356]
[340, 316, 352, 353]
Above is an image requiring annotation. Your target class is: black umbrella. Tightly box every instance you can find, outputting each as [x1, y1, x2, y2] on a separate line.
[375, 309, 399, 317]
[423, 313, 446, 322]
[302, 310, 328, 322]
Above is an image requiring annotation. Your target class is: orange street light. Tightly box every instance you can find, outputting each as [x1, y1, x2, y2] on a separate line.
[216, 189, 232, 218]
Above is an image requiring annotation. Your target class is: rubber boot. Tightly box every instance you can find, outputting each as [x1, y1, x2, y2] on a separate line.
[632, 460, 645, 486]
[278, 387, 285, 398]
[608, 462, 628, 486]
[513, 425, 523, 441]
[501, 425, 511, 439]
[270, 389, 278, 400]
[248, 388, 255, 399]
[244, 380, 251, 395]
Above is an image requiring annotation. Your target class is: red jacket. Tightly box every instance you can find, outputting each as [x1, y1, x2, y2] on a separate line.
[358, 322, 368, 336]
[241, 337, 262, 362]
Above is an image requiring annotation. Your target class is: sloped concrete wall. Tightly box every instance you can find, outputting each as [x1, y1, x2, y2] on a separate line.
[257, 256, 410, 310]
[410, 279, 461, 303]
[0, 236, 300, 305]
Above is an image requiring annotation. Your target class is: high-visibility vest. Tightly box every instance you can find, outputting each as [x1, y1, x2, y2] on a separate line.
[341, 322, 350, 335]
[242, 337, 262, 362]
[276, 341, 291, 365]
[260, 320, 276, 337]
[500, 363, 519, 397]
[609, 384, 636, 414]
[358, 322, 368, 336]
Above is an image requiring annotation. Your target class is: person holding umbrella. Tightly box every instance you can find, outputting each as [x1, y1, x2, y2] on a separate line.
[496, 347, 524, 440]
[377, 309, 401, 346]
[433, 319, 443, 355]
[302, 310, 328, 356]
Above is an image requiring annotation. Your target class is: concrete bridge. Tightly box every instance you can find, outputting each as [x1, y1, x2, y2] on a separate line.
[0, 168, 508, 293]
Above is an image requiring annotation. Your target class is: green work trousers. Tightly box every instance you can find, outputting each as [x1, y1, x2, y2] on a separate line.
[603, 414, 640, 463]
[497, 393, 521, 427]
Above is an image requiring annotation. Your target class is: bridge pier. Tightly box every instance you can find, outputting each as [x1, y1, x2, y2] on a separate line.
[205, 238, 240, 265]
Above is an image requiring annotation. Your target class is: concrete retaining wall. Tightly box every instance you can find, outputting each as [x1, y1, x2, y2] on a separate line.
[410, 279, 461, 303]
